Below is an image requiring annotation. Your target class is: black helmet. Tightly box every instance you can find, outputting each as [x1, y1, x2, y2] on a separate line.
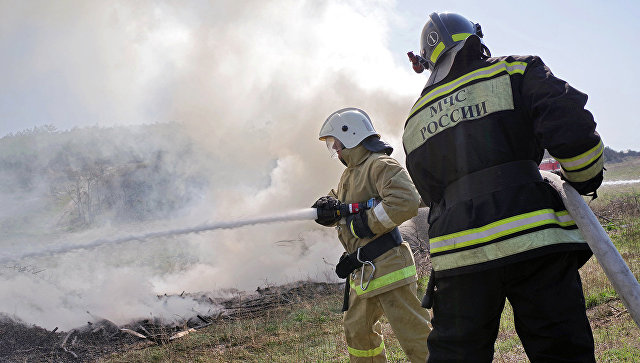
[420, 12, 484, 71]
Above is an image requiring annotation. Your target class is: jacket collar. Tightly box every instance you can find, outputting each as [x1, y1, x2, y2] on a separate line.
[340, 144, 371, 168]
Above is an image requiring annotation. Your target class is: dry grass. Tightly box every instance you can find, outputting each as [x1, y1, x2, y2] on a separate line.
[15, 160, 640, 362]
[99, 181, 640, 363]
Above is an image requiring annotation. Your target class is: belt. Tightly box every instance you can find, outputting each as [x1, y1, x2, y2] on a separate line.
[336, 227, 402, 279]
[443, 160, 542, 205]
[337, 227, 402, 311]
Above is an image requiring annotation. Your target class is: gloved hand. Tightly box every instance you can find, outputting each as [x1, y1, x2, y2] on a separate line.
[312, 196, 341, 226]
[346, 212, 375, 239]
[564, 169, 604, 199]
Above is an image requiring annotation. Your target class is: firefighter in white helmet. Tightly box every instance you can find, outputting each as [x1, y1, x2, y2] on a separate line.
[404, 12, 603, 362]
[312, 107, 431, 362]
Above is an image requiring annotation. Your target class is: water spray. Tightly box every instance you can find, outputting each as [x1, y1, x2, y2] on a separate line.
[0, 208, 319, 264]
[1, 199, 377, 264]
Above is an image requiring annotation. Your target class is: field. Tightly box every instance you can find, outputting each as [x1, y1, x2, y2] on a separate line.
[3, 158, 639, 362]
[98, 158, 640, 363]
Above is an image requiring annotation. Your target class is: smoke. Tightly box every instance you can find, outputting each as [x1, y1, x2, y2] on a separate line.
[0, 0, 423, 330]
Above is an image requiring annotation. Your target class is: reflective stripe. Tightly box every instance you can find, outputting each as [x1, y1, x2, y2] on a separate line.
[403, 74, 514, 154]
[562, 156, 604, 183]
[430, 42, 445, 63]
[555, 140, 604, 171]
[409, 61, 528, 118]
[431, 227, 586, 271]
[351, 265, 417, 295]
[348, 341, 385, 357]
[430, 209, 575, 254]
[373, 203, 395, 229]
[349, 220, 361, 239]
[452, 33, 471, 41]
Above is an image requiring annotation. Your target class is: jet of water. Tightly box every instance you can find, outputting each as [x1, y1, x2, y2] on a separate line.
[1, 208, 319, 264]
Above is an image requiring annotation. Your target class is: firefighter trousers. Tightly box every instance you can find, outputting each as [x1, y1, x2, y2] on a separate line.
[344, 281, 431, 362]
[427, 251, 595, 363]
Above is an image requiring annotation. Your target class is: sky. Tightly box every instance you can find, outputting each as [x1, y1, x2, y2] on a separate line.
[1, 0, 639, 151]
[0, 0, 639, 330]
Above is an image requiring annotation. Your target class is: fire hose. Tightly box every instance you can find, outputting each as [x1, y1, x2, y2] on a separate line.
[541, 170, 640, 328]
[0, 199, 376, 264]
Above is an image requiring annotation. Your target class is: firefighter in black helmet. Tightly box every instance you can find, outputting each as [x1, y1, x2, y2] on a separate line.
[404, 12, 602, 362]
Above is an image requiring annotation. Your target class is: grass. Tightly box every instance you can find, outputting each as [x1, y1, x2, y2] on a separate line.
[102, 160, 640, 362]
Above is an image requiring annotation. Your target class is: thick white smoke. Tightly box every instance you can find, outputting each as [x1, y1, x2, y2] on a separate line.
[0, 0, 424, 330]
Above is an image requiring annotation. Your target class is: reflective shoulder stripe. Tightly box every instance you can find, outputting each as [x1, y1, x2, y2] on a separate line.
[403, 74, 514, 154]
[348, 341, 385, 357]
[554, 140, 604, 171]
[430, 209, 575, 254]
[431, 227, 585, 272]
[408, 61, 528, 118]
[373, 203, 396, 229]
[350, 265, 416, 296]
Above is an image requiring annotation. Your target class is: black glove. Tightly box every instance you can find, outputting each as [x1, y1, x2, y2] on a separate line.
[346, 212, 375, 239]
[312, 196, 341, 226]
[564, 169, 604, 199]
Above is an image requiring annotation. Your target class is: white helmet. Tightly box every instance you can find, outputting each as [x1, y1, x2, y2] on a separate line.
[319, 108, 378, 150]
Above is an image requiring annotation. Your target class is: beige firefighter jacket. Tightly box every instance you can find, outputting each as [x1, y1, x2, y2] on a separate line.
[329, 144, 421, 298]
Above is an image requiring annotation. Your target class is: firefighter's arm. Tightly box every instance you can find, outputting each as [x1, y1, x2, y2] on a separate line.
[366, 156, 421, 235]
[523, 57, 604, 195]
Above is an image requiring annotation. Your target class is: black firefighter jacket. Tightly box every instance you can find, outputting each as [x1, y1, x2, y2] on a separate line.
[403, 36, 604, 278]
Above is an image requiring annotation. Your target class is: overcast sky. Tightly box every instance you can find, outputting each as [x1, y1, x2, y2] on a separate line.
[1, 0, 639, 151]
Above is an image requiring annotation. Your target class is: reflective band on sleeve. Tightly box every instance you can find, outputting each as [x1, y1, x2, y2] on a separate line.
[373, 203, 396, 229]
[430, 42, 445, 63]
[555, 140, 604, 171]
[350, 265, 417, 295]
[431, 227, 586, 272]
[452, 33, 471, 41]
[408, 61, 527, 118]
[430, 209, 575, 254]
[562, 156, 604, 183]
[348, 341, 385, 357]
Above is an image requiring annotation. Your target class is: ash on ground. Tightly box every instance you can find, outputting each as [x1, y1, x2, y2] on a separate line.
[0, 281, 342, 363]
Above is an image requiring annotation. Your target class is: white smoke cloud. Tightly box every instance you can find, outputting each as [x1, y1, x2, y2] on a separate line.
[0, 0, 424, 330]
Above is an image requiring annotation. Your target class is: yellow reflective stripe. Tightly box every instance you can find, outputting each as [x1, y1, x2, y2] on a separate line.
[403, 74, 514, 154]
[431, 227, 586, 271]
[409, 61, 528, 117]
[351, 265, 417, 295]
[430, 209, 575, 254]
[430, 42, 445, 63]
[452, 33, 471, 41]
[348, 341, 385, 357]
[554, 140, 604, 171]
[349, 221, 360, 238]
[562, 156, 604, 183]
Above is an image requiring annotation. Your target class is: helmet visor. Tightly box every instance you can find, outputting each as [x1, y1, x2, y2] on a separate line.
[324, 136, 344, 158]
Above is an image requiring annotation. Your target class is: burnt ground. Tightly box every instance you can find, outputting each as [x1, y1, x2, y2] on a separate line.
[0, 212, 430, 363]
[0, 281, 343, 363]
[2, 286, 636, 363]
